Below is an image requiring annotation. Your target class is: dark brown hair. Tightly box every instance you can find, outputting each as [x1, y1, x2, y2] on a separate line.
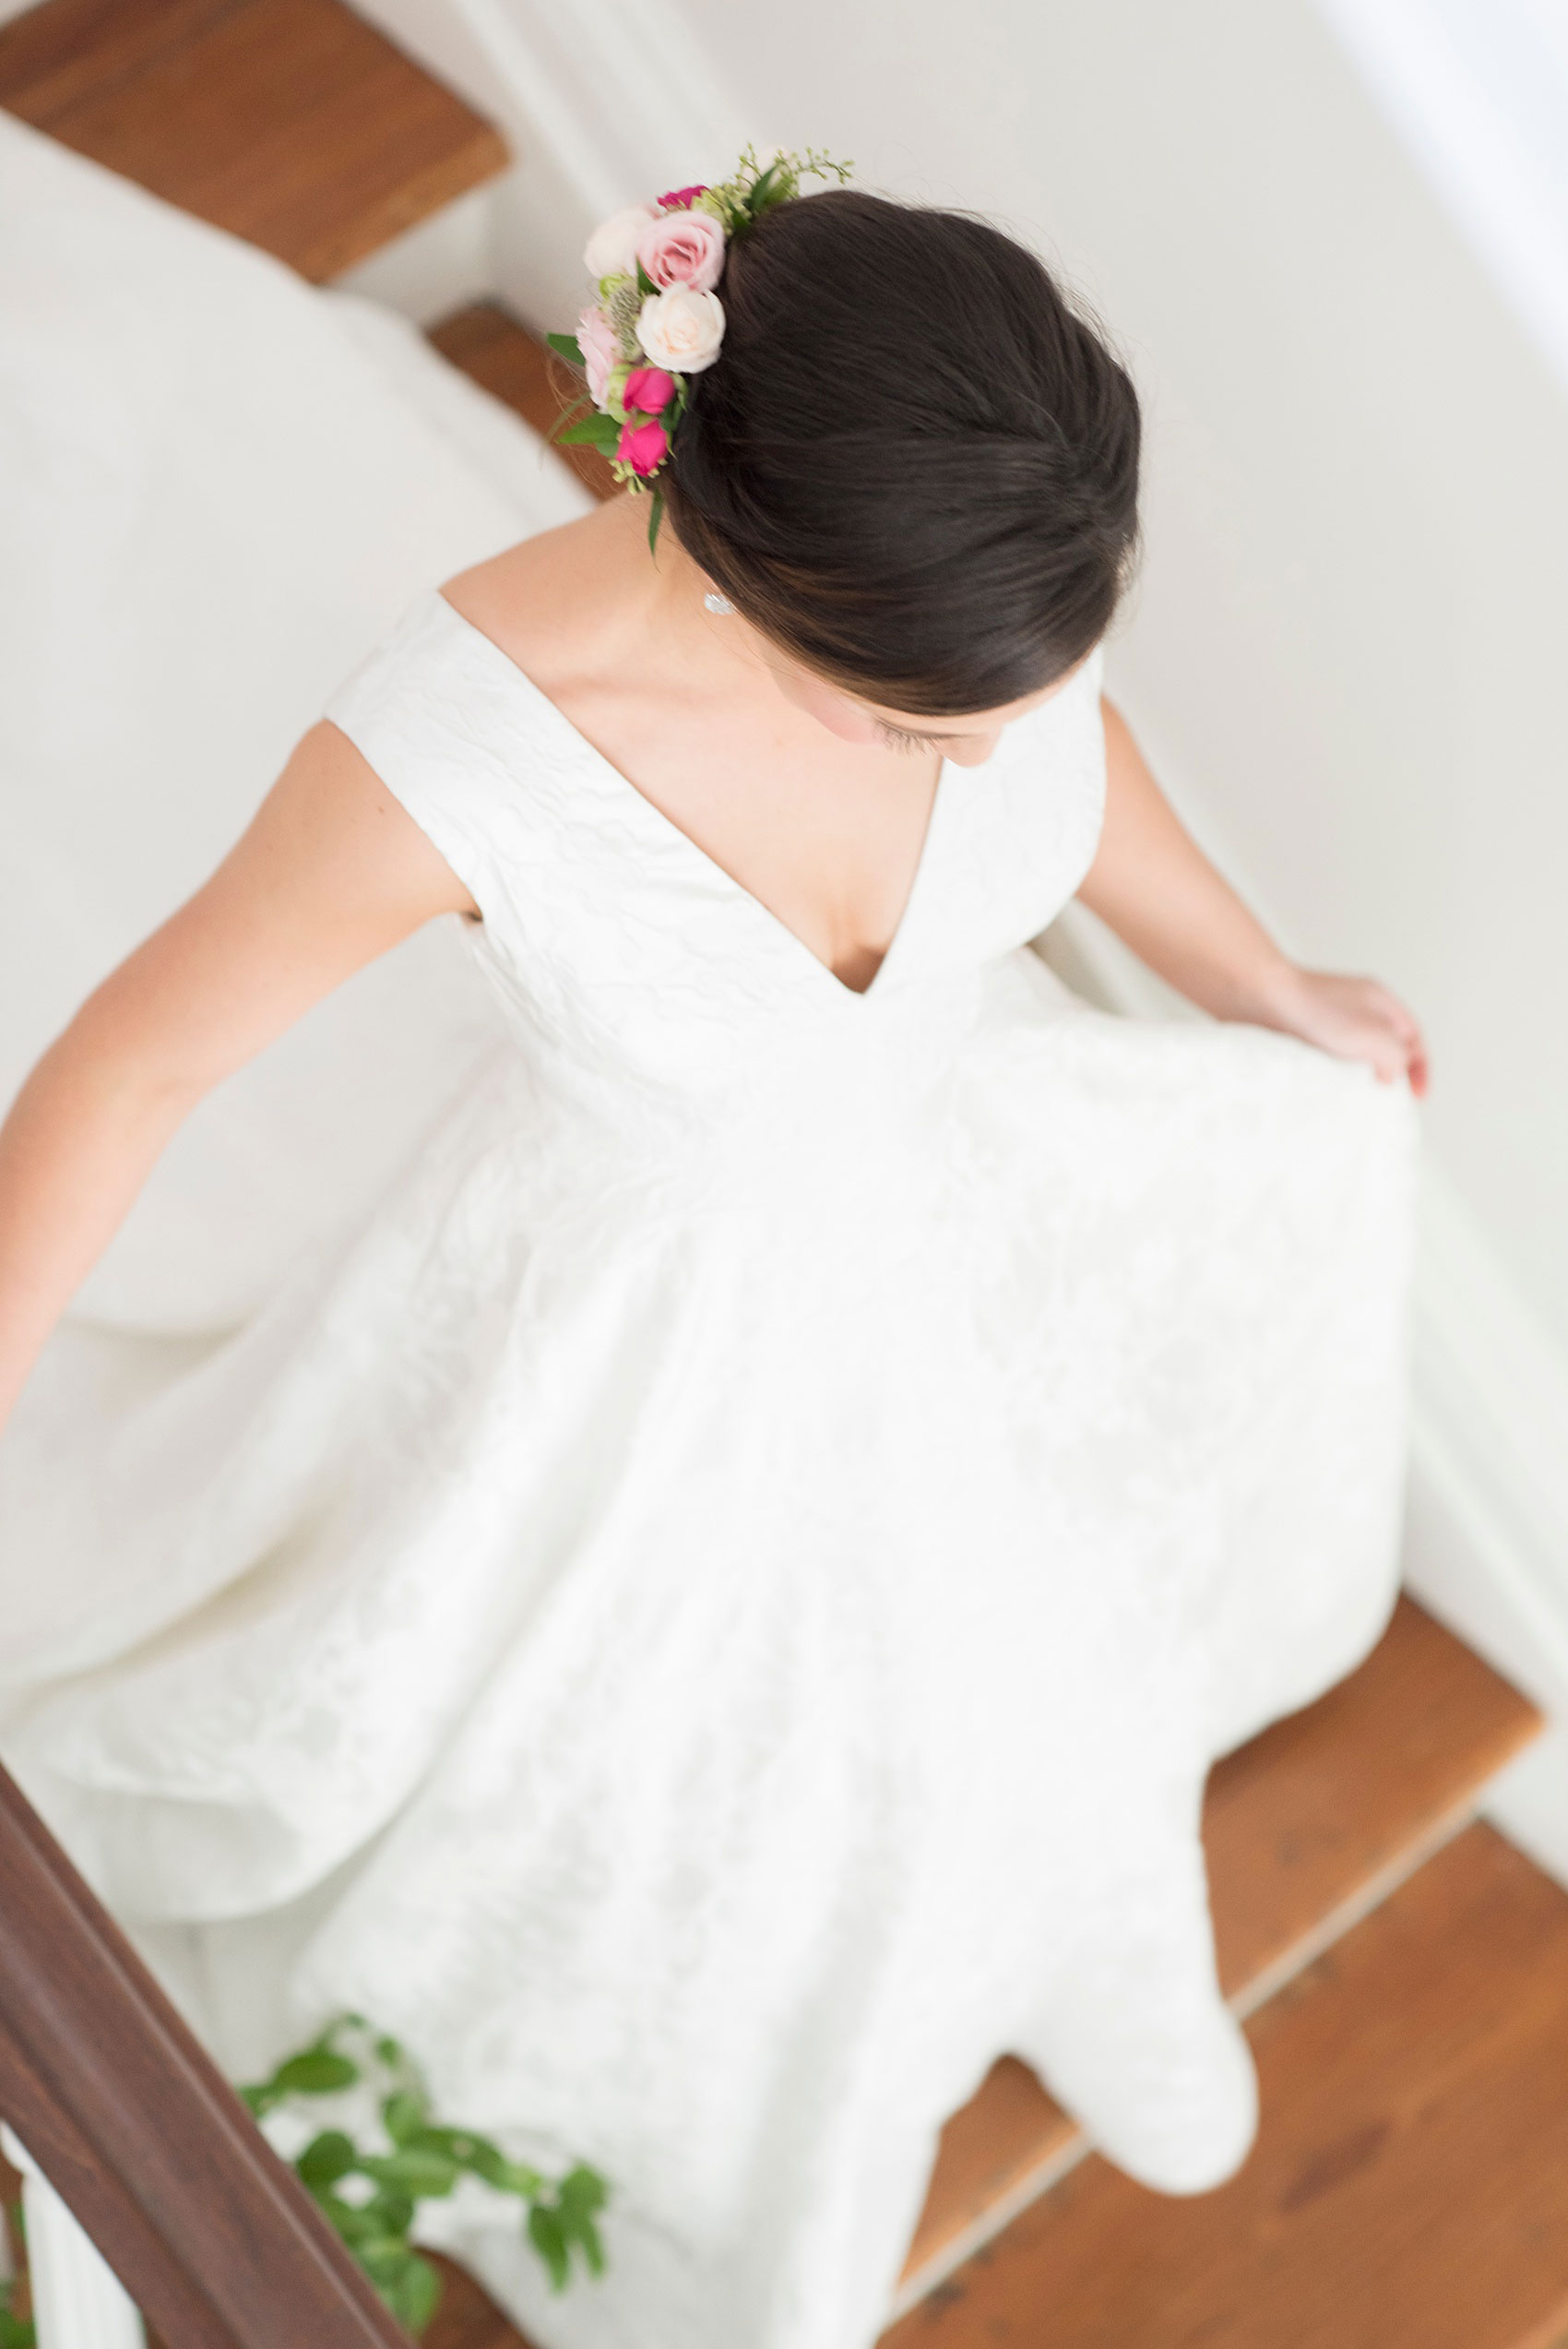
[665, 188, 1142, 717]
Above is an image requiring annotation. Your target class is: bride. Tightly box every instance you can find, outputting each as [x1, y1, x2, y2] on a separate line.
[0, 161, 1422, 2348]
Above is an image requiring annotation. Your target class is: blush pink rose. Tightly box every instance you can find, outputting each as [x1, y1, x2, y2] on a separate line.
[576, 306, 619, 406]
[636, 208, 725, 292]
[657, 184, 709, 210]
[617, 418, 670, 476]
[623, 365, 676, 417]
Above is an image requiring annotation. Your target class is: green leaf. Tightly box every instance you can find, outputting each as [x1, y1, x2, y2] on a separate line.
[636, 262, 658, 298]
[747, 159, 793, 216]
[647, 491, 664, 555]
[237, 2081, 279, 2117]
[381, 2090, 427, 2146]
[390, 2252, 442, 2334]
[272, 2049, 360, 2096]
[361, 2149, 459, 2198]
[297, 2130, 358, 2189]
[528, 2200, 570, 2292]
[365, 2189, 417, 2236]
[317, 2194, 378, 2243]
[557, 412, 620, 453]
[357, 2236, 414, 2287]
[420, 2128, 531, 2190]
[544, 331, 586, 367]
[564, 2210, 606, 2277]
[558, 2164, 610, 2214]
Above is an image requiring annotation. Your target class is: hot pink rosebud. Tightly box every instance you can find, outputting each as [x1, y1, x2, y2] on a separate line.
[623, 365, 676, 417]
[617, 417, 670, 477]
[657, 184, 709, 210]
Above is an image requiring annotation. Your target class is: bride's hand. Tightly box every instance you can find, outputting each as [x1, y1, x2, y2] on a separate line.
[1255, 965, 1429, 1098]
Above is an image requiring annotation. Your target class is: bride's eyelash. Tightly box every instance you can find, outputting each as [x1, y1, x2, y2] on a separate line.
[875, 721, 941, 753]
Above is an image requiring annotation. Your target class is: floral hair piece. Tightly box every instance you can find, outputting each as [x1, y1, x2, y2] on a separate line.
[547, 146, 852, 550]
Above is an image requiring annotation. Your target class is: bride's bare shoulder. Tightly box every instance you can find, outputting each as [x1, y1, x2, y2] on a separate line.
[440, 506, 619, 678]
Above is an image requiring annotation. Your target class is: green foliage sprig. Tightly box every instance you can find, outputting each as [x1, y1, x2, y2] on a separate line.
[694, 142, 854, 236]
[241, 2015, 608, 2336]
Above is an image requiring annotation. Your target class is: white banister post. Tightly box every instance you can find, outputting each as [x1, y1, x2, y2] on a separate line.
[0, 2126, 145, 2349]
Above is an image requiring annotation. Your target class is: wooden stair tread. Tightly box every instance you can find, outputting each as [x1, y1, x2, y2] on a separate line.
[1205, 1592, 1538, 1998]
[898, 1595, 1538, 2283]
[882, 1822, 1568, 2348]
[428, 300, 616, 501]
[0, 0, 508, 280]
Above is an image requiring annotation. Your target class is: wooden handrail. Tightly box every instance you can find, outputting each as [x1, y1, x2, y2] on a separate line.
[0, 1760, 410, 2347]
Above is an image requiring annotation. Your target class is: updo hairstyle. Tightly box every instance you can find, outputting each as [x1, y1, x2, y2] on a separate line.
[665, 188, 1142, 718]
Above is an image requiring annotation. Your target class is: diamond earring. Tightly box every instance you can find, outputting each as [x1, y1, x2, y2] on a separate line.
[703, 590, 735, 615]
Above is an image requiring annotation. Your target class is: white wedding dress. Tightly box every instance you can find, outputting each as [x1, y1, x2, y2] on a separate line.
[0, 102, 1419, 2349]
[0, 583, 1417, 2348]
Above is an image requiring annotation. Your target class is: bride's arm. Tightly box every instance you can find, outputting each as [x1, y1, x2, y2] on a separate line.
[1078, 697, 1428, 1094]
[0, 721, 474, 1430]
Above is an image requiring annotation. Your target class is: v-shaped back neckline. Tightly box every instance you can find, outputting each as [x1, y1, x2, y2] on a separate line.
[432, 587, 950, 1003]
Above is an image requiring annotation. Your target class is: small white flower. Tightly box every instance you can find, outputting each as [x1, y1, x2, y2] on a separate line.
[583, 204, 658, 281]
[637, 286, 726, 374]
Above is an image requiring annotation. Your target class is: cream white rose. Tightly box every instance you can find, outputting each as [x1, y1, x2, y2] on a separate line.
[583, 203, 658, 281]
[637, 286, 726, 375]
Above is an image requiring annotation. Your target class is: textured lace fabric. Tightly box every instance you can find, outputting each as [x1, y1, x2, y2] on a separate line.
[0, 590, 1418, 2349]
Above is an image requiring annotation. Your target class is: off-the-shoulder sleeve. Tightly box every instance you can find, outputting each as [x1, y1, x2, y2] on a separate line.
[322, 592, 513, 924]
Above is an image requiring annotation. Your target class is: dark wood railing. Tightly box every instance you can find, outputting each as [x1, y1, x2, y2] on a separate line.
[0, 1759, 409, 2346]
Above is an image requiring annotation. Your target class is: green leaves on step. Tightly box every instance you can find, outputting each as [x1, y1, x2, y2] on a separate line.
[239, 2013, 610, 2332]
[240, 2020, 362, 2116]
[296, 2129, 357, 2189]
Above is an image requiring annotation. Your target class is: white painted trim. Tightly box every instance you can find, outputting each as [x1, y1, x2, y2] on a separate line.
[0, 2128, 145, 2349]
[1404, 1170, 1568, 1712]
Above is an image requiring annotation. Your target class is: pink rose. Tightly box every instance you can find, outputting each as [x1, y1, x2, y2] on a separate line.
[657, 184, 709, 210]
[623, 365, 676, 417]
[618, 418, 670, 477]
[577, 306, 619, 406]
[636, 208, 725, 292]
